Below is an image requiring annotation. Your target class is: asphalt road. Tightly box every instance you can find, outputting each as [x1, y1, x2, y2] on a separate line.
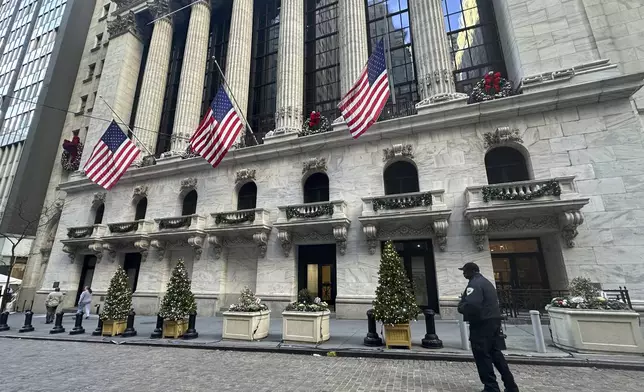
[2, 339, 642, 391]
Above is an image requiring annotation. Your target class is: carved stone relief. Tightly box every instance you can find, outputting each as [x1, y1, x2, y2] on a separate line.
[382, 144, 413, 162]
[277, 230, 292, 257]
[302, 158, 327, 174]
[180, 177, 197, 196]
[132, 185, 148, 203]
[92, 192, 106, 208]
[107, 11, 141, 40]
[235, 169, 256, 185]
[483, 127, 523, 148]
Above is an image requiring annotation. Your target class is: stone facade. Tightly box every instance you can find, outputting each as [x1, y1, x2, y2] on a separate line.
[21, 1, 644, 319]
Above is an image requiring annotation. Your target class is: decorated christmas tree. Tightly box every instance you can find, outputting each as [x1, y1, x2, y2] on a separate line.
[228, 287, 268, 312]
[159, 258, 196, 321]
[100, 268, 132, 321]
[373, 241, 419, 325]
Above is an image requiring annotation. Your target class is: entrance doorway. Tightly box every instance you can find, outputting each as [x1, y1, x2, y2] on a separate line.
[123, 253, 142, 293]
[75, 255, 97, 305]
[490, 238, 549, 290]
[297, 244, 336, 307]
[386, 240, 439, 313]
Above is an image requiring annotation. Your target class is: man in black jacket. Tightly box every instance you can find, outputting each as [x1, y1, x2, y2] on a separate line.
[458, 262, 519, 392]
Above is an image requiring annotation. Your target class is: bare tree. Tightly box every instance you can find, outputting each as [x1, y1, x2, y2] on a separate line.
[0, 198, 63, 311]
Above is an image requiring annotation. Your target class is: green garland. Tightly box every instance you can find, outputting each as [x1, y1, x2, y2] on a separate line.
[215, 212, 255, 225]
[109, 222, 137, 233]
[482, 180, 561, 202]
[67, 227, 92, 239]
[286, 203, 334, 220]
[373, 193, 432, 212]
[159, 217, 191, 230]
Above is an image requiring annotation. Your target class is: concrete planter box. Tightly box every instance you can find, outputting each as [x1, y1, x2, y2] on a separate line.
[547, 306, 644, 354]
[282, 310, 330, 343]
[222, 310, 271, 341]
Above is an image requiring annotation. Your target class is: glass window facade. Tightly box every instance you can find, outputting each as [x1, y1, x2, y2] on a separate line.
[0, 0, 67, 147]
[442, 0, 506, 94]
[248, 0, 280, 139]
[201, 3, 232, 117]
[365, 0, 417, 119]
[304, 0, 340, 122]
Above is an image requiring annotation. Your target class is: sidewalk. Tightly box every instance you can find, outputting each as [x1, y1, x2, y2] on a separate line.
[2, 312, 643, 370]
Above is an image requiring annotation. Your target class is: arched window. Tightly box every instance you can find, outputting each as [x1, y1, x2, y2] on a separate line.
[304, 173, 329, 203]
[181, 190, 198, 216]
[93, 203, 105, 224]
[384, 161, 419, 195]
[135, 197, 147, 220]
[485, 147, 530, 184]
[237, 182, 257, 210]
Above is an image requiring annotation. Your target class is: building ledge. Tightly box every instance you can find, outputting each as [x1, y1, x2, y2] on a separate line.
[148, 214, 206, 260]
[58, 71, 644, 194]
[205, 209, 272, 259]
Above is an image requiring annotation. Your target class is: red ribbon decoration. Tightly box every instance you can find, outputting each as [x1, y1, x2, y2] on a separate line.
[62, 135, 81, 161]
[309, 111, 321, 127]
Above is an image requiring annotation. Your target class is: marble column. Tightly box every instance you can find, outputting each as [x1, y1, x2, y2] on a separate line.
[225, 0, 253, 141]
[81, 12, 144, 169]
[133, 1, 172, 159]
[170, 0, 210, 154]
[274, 0, 304, 134]
[338, 0, 369, 98]
[409, 0, 467, 107]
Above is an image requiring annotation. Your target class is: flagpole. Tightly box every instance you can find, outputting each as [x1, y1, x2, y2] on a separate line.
[97, 95, 155, 156]
[212, 58, 258, 146]
[383, 17, 396, 106]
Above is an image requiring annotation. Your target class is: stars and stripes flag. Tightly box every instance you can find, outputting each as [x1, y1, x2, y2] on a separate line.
[84, 120, 140, 190]
[190, 85, 244, 168]
[338, 39, 391, 139]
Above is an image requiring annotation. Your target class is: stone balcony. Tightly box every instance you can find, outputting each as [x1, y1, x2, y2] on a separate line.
[273, 200, 351, 256]
[60, 224, 107, 262]
[463, 176, 589, 250]
[102, 220, 155, 261]
[149, 214, 207, 260]
[358, 190, 452, 254]
[205, 209, 272, 259]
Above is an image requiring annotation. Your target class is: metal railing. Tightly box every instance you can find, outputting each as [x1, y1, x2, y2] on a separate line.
[496, 287, 633, 319]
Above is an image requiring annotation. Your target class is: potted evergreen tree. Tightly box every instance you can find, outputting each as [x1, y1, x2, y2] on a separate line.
[373, 240, 419, 349]
[282, 289, 330, 343]
[222, 287, 270, 341]
[100, 268, 132, 336]
[159, 258, 196, 338]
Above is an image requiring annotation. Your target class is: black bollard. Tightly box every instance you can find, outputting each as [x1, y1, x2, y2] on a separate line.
[421, 308, 443, 349]
[183, 311, 198, 340]
[0, 311, 10, 331]
[70, 312, 85, 335]
[363, 309, 383, 347]
[122, 309, 137, 337]
[92, 317, 103, 336]
[50, 312, 65, 334]
[19, 311, 34, 333]
[150, 314, 163, 339]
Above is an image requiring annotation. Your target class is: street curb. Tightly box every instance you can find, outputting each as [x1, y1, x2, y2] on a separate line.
[2, 334, 643, 371]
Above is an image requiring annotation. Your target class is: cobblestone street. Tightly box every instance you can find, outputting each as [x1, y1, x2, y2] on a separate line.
[2, 339, 642, 392]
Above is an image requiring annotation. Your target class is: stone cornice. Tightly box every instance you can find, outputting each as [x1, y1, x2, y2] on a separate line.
[58, 72, 644, 194]
[107, 11, 141, 40]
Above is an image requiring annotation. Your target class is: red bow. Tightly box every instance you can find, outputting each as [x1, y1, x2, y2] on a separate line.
[484, 72, 502, 93]
[309, 111, 321, 127]
[63, 135, 81, 161]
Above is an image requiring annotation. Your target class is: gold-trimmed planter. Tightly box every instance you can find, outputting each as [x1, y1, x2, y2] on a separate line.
[384, 323, 412, 349]
[101, 320, 126, 337]
[162, 319, 188, 339]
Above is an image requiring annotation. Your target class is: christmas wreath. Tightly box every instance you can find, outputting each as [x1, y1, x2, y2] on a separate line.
[469, 71, 513, 103]
[61, 131, 83, 172]
[299, 111, 330, 137]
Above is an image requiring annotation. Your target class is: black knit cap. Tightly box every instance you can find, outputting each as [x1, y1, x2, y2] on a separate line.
[458, 262, 480, 272]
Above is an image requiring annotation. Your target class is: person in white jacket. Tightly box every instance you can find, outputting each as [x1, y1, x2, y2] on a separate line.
[77, 286, 93, 319]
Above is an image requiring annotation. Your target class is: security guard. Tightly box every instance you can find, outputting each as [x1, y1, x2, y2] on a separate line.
[458, 262, 519, 392]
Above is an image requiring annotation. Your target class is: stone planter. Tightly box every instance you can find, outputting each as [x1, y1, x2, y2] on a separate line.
[548, 306, 644, 354]
[163, 319, 188, 339]
[101, 320, 126, 336]
[384, 323, 412, 349]
[222, 310, 271, 341]
[282, 310, 330, 343]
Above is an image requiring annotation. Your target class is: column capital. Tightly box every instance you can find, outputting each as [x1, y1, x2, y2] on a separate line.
[147, 0, 171, 19]
[107, 11, 142, 41]
[113, 0, 139, 11]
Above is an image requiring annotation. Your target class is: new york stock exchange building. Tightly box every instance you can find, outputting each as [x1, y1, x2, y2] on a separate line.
[27, 0, 644, 319]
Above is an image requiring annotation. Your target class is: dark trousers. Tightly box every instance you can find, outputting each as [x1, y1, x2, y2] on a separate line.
[45, 306, 57, 323]
[470, 319, 518, 392]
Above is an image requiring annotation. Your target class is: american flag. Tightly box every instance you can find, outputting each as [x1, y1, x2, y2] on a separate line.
[338, 39, 390, 139]
[190, 85, 244, 168]
[84, 120, 140, 190]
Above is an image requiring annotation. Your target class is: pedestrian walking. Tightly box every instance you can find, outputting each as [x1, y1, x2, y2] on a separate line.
[77, 286, 93, 319]
[457, 262, 519, 392]
[45, 287, 64, 324]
